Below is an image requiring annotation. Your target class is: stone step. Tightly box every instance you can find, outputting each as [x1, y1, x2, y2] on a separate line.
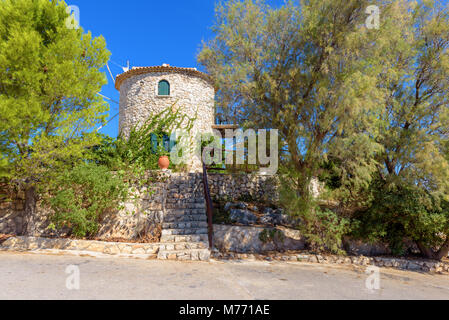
[163, 214, 207, 223]
[161, 228, 208, 236]
[158, 241, 208, 251]
[162, 221, 208, 229]
[164, 209, 206, 215]
[166, 193, 204, 200]
[158, 248, 211, 261]
[165, 203, 206, 209]
[160, 234, 209, 243]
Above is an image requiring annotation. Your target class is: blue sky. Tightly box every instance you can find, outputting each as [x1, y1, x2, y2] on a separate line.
[71, 0, 448, 138]
[70, 0, 285, 138]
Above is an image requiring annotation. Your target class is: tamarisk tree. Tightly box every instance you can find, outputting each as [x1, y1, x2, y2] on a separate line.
[198, 0, 385, 203]
[366, 0, 449, 259]
[0, 0, 110, 235]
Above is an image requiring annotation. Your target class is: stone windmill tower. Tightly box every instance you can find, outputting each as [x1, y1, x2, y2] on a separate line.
[115, 64, 217, 171]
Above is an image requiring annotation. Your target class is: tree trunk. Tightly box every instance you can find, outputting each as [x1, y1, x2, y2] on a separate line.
[417, 238, 449, 261]
[434, 239, 449, 261]
[416, 241, 435, 259]
[22, 186, 37, 236]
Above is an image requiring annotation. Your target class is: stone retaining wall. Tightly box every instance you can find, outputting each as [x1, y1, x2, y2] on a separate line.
[0, 199, 24, 235]
[0, 172, 278, 237]
[207, 173, 278, 203]
[212, 251, 449, 274]
[0, 236, 160, 259]
[213, 224, 305, 253]
[1, 235, 447, 274]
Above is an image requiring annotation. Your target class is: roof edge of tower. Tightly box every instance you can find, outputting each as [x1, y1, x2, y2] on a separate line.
[115, 65, 214, 91]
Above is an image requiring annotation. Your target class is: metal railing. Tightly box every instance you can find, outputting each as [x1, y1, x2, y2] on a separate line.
[202, 161, 214, 249]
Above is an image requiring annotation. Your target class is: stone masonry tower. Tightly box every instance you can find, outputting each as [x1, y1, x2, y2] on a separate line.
[115, 64, 215, 172]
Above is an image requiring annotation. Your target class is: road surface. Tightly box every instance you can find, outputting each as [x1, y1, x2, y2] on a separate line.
[0, 251, 448, 300]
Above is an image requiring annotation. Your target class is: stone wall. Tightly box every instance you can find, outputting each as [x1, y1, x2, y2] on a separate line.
[0, 172, 207, 241]
[98, 171, 205, 241]
[213, 224, 305, 253]
[207, 173, 279, 203]
[0, 187, 24, 235]
[0, 236, 160, 259]
[0, 172, 285, 238]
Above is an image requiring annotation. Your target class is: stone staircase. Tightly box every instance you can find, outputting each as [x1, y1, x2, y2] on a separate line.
[157, 173, 211, 261]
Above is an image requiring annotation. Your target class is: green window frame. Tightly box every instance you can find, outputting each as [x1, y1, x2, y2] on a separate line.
[158, 80, 170, 96]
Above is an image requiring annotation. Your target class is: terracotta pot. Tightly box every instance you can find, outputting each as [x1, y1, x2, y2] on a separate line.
[158, 156, 170, 170]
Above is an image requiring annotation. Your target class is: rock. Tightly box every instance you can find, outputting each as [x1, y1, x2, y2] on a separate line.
[266, 213, 289, 226]
[260, 215, 273, 225]
[343, 237, 391, 256]
[103, 245, 120, 255]
[229, 209, 257, 225]
[236, 202, 247, 210]
[406, 262, 422, 271]
[199, 250, 211, 261]
[274, 208, 285, 215]
[248, 205, 258, 212]
[224, 202, 233, 212]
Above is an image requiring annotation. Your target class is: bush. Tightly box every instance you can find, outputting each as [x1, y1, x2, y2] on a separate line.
[279, 167, 351, 254]
[299, 209, 352, 255]
[259, 228, 285, 244]
[92, 105, 195, 173]
[353, 183, 449, 258]
[47, 163, 129, 238]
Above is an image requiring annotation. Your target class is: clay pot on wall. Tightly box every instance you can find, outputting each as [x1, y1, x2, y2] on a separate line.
[158, 156, 170, 170]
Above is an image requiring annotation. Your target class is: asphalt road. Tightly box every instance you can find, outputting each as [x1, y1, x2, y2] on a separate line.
[0, 251, 448, 300]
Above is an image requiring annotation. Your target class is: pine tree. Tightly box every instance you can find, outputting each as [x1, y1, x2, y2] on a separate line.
[0, 0, 110, 235]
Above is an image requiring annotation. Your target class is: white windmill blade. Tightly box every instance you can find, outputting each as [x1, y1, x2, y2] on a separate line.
[122, 60, 130, 73]
[106, 62, 115, 84]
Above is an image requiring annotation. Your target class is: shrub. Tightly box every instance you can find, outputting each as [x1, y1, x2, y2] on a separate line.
[47, 163, 129, 238]
[300, 209, 351, 255]
[353, 183, 449, 259]
[279, 167, 351, 254]
[91, 105, 196, 177]
[259, 228, 285, 244]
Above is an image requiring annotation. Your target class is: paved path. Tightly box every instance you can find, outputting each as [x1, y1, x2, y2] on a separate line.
[1, 252, 448, 300]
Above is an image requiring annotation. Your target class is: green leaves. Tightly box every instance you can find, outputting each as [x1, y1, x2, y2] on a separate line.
[200, 0, 449, 258]
[199, 0, 383, 185]
[0, 0, 110, 189]
[48, 162, 129, 238]
[92, 104, 195, 174]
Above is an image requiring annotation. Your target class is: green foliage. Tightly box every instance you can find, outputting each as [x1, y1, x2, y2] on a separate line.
[279, 166, 351, 254]
[350, 1, 449, 259]
[199, 0, 384, 201]
[0, 0, 110, 227]
[92, 105, 195, 174]
[201, 0, 449, 259]
[301, 209, 351, 255]
[353, 182, 449, 257]
[45, 105, 197, 238]
[259, 228, 285, 244]
[47, 162, 129, 238]
[212, 203, 232, 225]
